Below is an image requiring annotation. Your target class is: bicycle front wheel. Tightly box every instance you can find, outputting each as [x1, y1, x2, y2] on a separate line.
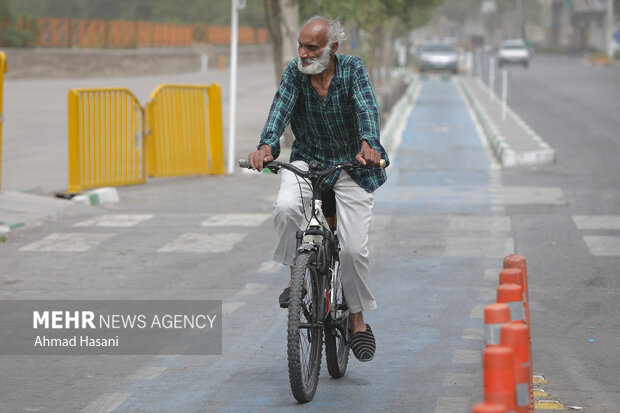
[324, 258, 349, 378]
[287, 250, 322, 403]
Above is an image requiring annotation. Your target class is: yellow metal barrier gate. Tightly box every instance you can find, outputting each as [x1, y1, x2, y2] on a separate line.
[146, 83, 225, 177]
[0, 52, 7, 190]
[67, 88, 146, 193]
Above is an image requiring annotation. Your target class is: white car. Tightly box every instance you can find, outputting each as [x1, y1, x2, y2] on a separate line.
[417, 42, 459, 74]
[498, 39, 530, 67]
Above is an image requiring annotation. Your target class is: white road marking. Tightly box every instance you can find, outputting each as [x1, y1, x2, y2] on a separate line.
[442, 372, 477, 386]
[573, 215, 620, 230]
[19, 233, 116, 252]
[222, 302, 246, 315]
[74, 214, 154, 227]
[583, 236, 620, 256]
[469, 305, 485, 319]
[200, 214, 271, 227]
[452, 350, 482, 363]
[158, 233, 245, 253]
[501, 186, 565, 205]
[126, 366, 167, 381]
[239, 283, 267, 295]
[434, 396, 471, 413]
[82, 393, 131, 413]
[461, 327, 484, 340]
[257, 260, 284, 274]
[445, 237, 514, 258]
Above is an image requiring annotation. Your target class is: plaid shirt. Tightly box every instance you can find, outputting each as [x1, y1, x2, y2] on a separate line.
[258, 55, 389, 193]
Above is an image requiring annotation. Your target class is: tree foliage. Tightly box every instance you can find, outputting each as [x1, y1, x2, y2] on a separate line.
[7, 0, 266, 27]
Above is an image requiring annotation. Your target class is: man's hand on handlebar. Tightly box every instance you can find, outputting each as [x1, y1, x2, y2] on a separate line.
[355, 140, 381, 167]
[248, 145, 274, 171]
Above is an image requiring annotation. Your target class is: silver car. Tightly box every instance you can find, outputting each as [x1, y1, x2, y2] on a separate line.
[498, 39, 530, 67]
[417, 42, 459, 74]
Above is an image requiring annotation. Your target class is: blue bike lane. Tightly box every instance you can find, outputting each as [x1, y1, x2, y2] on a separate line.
[109, 77, 513, 413]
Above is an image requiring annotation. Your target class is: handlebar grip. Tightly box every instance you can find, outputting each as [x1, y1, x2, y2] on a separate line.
[238, 159, 251, 169]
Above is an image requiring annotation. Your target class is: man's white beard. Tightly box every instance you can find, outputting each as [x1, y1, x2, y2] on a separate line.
[298, 43, 332, 75]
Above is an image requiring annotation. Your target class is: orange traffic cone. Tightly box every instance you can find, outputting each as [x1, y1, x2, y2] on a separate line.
[497, 283, 525, 324]
[484, 303, 511, 347]
[471, 402, 507, 413]
[501, 323, 530, 413]
[483, 346, 517, 412]
[499, 268, 529, 324]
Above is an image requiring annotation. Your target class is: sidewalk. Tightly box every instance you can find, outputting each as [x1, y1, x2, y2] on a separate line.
[459, 76, 555, 167]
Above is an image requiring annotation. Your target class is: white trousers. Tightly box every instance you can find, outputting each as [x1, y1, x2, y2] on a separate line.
[272, 160, 376, 313]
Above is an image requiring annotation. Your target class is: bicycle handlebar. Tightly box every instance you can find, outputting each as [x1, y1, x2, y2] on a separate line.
[238, 159, 385, 176]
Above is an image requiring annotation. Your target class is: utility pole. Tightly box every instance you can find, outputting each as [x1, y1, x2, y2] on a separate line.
[227, 0, 245, 175]
[607, 0, 615, 58]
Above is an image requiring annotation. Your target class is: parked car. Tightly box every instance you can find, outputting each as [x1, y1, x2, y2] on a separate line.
[416, 42, 459, 74]
[498, 39, 530, 67]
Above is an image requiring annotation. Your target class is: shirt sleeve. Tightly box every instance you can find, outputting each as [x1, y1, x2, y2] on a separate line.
[258, 61, 300, 160]
[350, 59, 383, 155]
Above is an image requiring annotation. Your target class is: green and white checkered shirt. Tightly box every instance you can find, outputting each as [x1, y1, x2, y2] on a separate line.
[258, 54, 389, 193]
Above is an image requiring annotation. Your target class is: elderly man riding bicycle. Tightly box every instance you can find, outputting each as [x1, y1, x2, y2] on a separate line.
[248, 15, 389, 363]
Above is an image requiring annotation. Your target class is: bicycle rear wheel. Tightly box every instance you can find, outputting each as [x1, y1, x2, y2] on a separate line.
[324, 258, 349, 378]
[287, 250, 322, 403]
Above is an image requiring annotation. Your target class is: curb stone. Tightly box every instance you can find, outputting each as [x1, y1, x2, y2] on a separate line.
[72, 187, 120, 206]
[459, 77, 556, 167]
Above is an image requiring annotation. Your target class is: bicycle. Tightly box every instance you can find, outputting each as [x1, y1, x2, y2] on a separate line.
[239, 158, 384, 403]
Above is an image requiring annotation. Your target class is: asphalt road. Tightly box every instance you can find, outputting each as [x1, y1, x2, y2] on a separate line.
[0, 55, 619, 412]
[503, 54, 620, 411]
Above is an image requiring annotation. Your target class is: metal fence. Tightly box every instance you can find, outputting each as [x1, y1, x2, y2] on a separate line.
[146, 84, 225, 177]
[67, 88, 147, 193]
[0, 52, 6, 190]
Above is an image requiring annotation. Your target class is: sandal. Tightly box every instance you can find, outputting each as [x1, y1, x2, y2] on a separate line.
[350, 324, 376, 362]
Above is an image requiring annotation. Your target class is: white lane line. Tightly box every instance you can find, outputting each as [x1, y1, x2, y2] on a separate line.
[74, 214, 154, 227]
[445, 237, 514, 258]
[200, 214, 271, 227]
[435, 396, 470, 413]
[126, 366, 168, 381]
[452, 350, 482, 363]
[469, 305, 485, 319]
[158, 233, 245, 253]
[573, 215, 620, 230]
[477, 288, 496, 301]
[239, 283, 267, 295]
[257, 260, 284, 274]
[19, 233, 116, 252]
[222, 302, 246, 315]
[583, 236, 620, 256]
[461, 327, 484, 340]
[82, 393, 131, 413]
[442, 372, 477, 387]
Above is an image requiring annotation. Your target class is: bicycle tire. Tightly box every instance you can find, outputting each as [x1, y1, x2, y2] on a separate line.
[287, 250, 322, 403]
[324, 258, 349, 378]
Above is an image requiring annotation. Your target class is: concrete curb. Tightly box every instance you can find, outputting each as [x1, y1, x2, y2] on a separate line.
[381, 76, 418, 157]
[459, 77, 556, 167]
[71, 187, 120, 206]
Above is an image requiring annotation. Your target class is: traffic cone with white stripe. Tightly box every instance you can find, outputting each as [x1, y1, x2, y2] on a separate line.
[497, 283, 525, 324]
[499, 268, 529, 324]
[484, 303, 511, 347]
[503, 255, 533, 413]
[500, 323, 531, 413]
